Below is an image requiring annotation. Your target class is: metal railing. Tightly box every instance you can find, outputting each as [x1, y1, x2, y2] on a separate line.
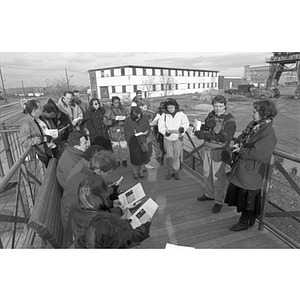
[0, 146, 45, 248]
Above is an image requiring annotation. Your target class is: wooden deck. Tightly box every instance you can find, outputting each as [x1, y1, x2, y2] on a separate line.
[109, 157, 291, 249]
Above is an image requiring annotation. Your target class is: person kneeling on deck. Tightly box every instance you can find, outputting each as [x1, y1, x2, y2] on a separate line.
[224, 100, 277, 231]
[70, 176, 151, 249]
[158, 98, 189, 180]
[56, 131, 90, 190]
[194, 95, 236, 214]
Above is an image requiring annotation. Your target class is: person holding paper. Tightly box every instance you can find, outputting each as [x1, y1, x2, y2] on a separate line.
[57, 91, 83, 127]
[85, 98, 112, 151]
[194, 95, 236, 214]
[63, 175, 135, 248]
[104, 96, 130, 167]
[19, 99, 54, 167]
[124, 107, 151, 180]
[158, 98, 189, 180]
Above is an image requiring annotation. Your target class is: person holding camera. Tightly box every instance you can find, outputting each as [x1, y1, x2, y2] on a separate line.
[195, 95, 236, 213]
[224, 99, 277, 231]
[158, 98, 189, 180]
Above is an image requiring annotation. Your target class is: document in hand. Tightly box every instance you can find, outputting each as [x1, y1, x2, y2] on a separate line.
[118, 182, 145, 207]
[44, 128, 58, 138]
[128, 198, 159, 229]
[165, 243, 195, 249]
[191, 119, 202, 137]
[115, 115, 126, 121]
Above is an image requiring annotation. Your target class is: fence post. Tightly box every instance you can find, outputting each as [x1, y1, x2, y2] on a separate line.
[258, 155, 274, 231]
[0, 122, 14, 168]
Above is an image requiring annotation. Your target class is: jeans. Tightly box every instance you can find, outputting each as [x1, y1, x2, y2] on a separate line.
[203, 148, 226, 204]
[132, 164, 144, 177]
[111, 141, 129, 162]
[164, 138, 182, 173]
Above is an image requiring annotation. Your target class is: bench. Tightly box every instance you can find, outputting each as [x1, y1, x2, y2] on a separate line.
[28, 158, 64, 248]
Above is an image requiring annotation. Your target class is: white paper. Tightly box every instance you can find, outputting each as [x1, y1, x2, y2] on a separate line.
[165, 243, 195, 249]
[129, 198, 159, 229]
[44, 128, 58, 138]
[116, 115, 126, 121]
[193, 119, 202, 131]
[58, 124, 70, 133]
[118, 182, 145, 207]
[73, 117, 82, 124]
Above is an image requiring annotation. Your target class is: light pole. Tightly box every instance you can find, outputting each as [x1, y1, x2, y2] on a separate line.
[65, 69, 73, 90]
[0, 67, 8, 103]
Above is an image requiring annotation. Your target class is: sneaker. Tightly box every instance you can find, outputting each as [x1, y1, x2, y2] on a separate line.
[145, 163, 155, 170]
[122, 160, 127, 167]
[133, 175, 140, 180]
[249, 218, 256, 227]
[174, 172, 180, 180]
[229, 222, 249, 231]
[197, 195, 214, 201]
[212, 203, 222, 213]
[165, 173, 173, 180]
[139, 174, 145, 179]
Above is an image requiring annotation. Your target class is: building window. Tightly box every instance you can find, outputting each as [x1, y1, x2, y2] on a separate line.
[143, 68, 146, 76]
[193, 83, 195, 89]
[175, 70, 178, 76]
[112, 86, 116, 93]
[160, 69, 163, 76]
[168, 69, 171, 76]
[110, 69, 114, 77]
[176, 84, 178, 90]
[101, 70, 105, 78]
[121, 68, 125, 76]
[152, 69, 155, 76]
[122, 86, 126, 93]
[161, 84, 164, 90]
[153, 84, 156, 91]
[132, 68, 136, 75]
[198, 83, 200, 88]
[168, 84, 172, 90]
[188, 83, 190, 89]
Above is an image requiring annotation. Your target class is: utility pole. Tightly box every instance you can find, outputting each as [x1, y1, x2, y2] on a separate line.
[0, 67, 8, 103]
[21, 80, 26, 96]
[65, 68, 70, 90]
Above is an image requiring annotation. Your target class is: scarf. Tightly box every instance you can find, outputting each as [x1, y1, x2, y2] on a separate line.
[239, 118, 272, 146]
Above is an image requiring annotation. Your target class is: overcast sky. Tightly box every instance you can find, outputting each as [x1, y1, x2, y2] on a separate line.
[0, 52, 272, 89]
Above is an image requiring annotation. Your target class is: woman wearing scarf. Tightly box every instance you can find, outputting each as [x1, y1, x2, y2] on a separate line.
[85, 98, 112, 150]
[124, 107, 150, 180]
[224, 99, 277, 231]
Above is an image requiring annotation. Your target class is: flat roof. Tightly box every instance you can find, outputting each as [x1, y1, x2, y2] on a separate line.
[87, 64, 219, 73]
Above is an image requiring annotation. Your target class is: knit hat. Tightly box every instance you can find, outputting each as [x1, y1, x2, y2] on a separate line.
[83, 145, 104, 161]
[136, 90, 142, 95]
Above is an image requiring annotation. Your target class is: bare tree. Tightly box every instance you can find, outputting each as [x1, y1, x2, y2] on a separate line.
[46, 78, 74, 99]
[159, 72, 176, 96]
[143, 75, 156, 98]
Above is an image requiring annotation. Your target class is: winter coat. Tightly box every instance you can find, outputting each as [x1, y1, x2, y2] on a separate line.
[56, 144, 84, 189]
[124, 115, 150, 166]
[75, 211, 150, 249]
[85, 106, 111, 149]
[19, 114, 53, 165]
[230, 120, 277, 190]
[104, 105, 130, 142]
[57, 97, 83, 123]
[158, 110, 189, 141]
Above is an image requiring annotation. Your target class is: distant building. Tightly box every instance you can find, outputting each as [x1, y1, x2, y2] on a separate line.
[87, 65, 219, 101]
[218, 76, 242, 90]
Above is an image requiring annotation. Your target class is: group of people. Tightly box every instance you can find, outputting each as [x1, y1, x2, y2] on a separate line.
[19, 88, 278, 246]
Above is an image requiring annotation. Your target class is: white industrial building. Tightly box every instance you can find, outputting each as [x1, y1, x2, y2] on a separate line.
[88, 65, 219, 101]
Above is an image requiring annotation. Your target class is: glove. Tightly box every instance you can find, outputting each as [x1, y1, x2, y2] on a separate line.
[165, 132, 171, 137]
[194, 130, 205, 140]
[178, 127, 184, 134]
[206, 118, 216, 129]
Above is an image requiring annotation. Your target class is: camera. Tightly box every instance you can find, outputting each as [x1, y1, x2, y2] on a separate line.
[221, 147, 239, 166]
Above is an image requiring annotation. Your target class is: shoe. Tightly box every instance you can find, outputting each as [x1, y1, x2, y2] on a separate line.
[122, 161, 127, 167]
[156, 157, 162, 164]
[133, 175, 139, 180]
[229, 222, 249, 231]
[165, 173, 173, 180]
[197, 195, 214, 202]
[117, 161, 120, 167]
[249, 218, 256, 227]
[145, 163, 155, 170]
[212, 203, 222, 213]
[174, 172, 180, 180]
[139, 174, 145, 179]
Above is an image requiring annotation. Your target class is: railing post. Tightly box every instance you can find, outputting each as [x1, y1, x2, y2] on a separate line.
[0, 122, 14, 168]
[258, 155, 274, 231]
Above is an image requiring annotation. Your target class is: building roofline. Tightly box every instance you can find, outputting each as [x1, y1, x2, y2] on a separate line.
[87, 64, 219, 73]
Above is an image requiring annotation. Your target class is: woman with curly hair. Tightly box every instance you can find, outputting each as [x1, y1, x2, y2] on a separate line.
[224, 99, 278, 231]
